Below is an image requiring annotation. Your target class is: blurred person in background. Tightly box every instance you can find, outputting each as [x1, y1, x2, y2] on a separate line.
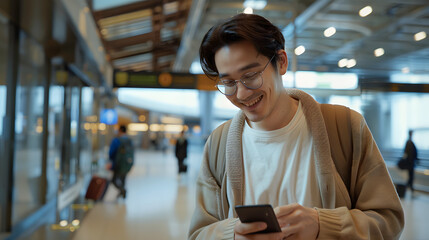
[175, 130, 188, 174]
[403, 130, 418, 193]
[109, 125, 134, 198]
[188, 13, 404, 240]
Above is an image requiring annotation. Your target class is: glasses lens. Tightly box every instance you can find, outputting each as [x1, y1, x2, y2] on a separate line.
[241, 73, 262, 89]
[216, 83, 236, 96]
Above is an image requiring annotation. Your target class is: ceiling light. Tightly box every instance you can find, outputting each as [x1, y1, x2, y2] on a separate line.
[414, 31, 427, 41]
[243, 7, 253, 14]
[338, 58, 348, 68]
[346, 59, 356, 68]
[295, 45, 306, 56]
[402, 67, 410, 73]
[374, 48, 385, 57]
[324, 27, 336, 37]
[359, 6, 373, 17]
[243, 0, 267, 10]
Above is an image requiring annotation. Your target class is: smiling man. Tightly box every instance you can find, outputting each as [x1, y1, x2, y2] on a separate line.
[188, 13, 404, 240]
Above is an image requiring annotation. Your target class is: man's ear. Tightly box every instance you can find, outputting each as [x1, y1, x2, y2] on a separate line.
[277, 50, 288, 75]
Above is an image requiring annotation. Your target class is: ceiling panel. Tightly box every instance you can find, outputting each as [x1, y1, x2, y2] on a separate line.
[91, 0, 429, 78]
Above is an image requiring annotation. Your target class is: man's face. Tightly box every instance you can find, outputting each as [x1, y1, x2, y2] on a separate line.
[214, 41, 286, 123]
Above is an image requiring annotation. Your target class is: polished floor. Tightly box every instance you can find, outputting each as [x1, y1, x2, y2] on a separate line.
[72, 147, 429, 240]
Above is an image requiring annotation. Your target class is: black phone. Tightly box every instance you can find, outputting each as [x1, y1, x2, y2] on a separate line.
[235, 204, 281, 233]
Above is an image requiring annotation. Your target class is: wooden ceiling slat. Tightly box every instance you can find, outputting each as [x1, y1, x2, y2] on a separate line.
[108, 37, 180, 52]
[91, 0, 193, 72]
[106, 32, 156, 50]
[93, 0, 178, 20]
[111, 47, 177, 63]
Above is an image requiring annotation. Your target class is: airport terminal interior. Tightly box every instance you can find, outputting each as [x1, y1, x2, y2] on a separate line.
[1, 0, 429, 239]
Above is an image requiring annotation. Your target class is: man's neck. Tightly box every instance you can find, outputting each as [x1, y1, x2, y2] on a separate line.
[247, 91, 299, 131]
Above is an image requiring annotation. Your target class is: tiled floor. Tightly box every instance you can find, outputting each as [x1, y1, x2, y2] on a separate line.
[72, 147, 429, 240]
[71, 148, 200, 240]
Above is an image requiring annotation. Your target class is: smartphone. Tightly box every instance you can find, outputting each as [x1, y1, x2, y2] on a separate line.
[235, 204, 281, 233]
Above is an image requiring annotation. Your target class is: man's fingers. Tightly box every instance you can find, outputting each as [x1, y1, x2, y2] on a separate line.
[235, 221, 267, 235]
[274, 203, 300, 218]
[280, 223, 301, 237]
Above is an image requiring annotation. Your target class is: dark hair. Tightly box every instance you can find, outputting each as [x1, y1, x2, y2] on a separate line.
[119, 125, 127, 133]
[199, 13, 285, 78]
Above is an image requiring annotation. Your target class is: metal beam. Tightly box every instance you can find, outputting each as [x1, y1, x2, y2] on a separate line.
[173, 0, 208, 72]
[282, 0, 333, 37]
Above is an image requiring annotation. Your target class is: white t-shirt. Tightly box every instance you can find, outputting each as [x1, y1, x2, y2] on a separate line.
[227, 101, 322, 217]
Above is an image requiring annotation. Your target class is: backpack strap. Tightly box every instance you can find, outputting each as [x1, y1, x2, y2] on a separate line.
[320, 104, 353, 193]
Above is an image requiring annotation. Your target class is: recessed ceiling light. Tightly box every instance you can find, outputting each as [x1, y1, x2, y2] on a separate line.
[295, 45, 306, 56]
[414, 31, 427, 41]
[324, 27, 336, 38]
[243, 7, 253, 14]
[338, 58, 348, 68]
[374, 48, 385, 57]
[347, 59, 356, 68]
[359, 6, 373, 17]
[402, 67, 410, 73]
[243, 0, 267, 10]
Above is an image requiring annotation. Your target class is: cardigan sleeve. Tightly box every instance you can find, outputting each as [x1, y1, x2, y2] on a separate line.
[316, 110, 404, 239]
[188, 129, 237, 240]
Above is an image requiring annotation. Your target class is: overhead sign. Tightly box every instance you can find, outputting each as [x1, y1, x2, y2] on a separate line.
[360, 82, 429, 93]
[100, 109, 118, 125]
[113, 71, 216, 91]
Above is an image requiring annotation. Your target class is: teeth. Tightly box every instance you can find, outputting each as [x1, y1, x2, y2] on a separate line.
[243, 95, 262, 107]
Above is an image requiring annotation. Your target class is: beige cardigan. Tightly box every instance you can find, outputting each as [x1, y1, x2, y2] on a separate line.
[188, 89, 404, 240]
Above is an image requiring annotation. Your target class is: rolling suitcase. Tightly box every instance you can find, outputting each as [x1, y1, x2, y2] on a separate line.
[85, 176, 108, 201]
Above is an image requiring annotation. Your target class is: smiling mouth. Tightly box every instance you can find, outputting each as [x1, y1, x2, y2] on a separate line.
[243, 95, 263, 107]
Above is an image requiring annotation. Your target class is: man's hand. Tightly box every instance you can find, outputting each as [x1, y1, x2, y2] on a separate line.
[274, 203, 319, 240]
[234, 221, 284, 240]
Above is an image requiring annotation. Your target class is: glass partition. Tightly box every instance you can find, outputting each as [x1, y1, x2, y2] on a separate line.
[80, 87, 95, 186]
[12, 32, 45, 225]
[46, 71, 64, 200]
[0, 13, 8, 159]
[61, 78, 81, 188]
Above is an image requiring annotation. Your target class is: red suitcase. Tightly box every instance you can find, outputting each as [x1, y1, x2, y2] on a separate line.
[85, 176, 108, 201]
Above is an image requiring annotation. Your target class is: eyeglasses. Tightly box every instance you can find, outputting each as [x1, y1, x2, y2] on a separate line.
[216, 55, 275, 96]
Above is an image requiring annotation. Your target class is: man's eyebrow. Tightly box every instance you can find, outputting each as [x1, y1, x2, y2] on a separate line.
[218, 62, 261, 79]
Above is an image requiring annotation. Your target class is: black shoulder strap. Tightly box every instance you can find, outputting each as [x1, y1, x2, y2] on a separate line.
[320, 104, 353, 192]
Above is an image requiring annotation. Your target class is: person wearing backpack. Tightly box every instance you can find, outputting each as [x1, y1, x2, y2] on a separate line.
[109, 125, 134, 199]
[188, 13, 404, 240]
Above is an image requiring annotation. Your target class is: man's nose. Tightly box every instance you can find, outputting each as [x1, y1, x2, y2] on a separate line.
[235, 81, 253, 100]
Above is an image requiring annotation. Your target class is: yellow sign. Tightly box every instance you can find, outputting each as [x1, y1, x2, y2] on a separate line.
[196, 74, 217, 91]
[115, 72, 129, 86]
[158, 72, 173, 87]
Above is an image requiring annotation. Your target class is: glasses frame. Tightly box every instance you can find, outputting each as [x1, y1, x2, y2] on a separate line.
[216, 54, 276, 96]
